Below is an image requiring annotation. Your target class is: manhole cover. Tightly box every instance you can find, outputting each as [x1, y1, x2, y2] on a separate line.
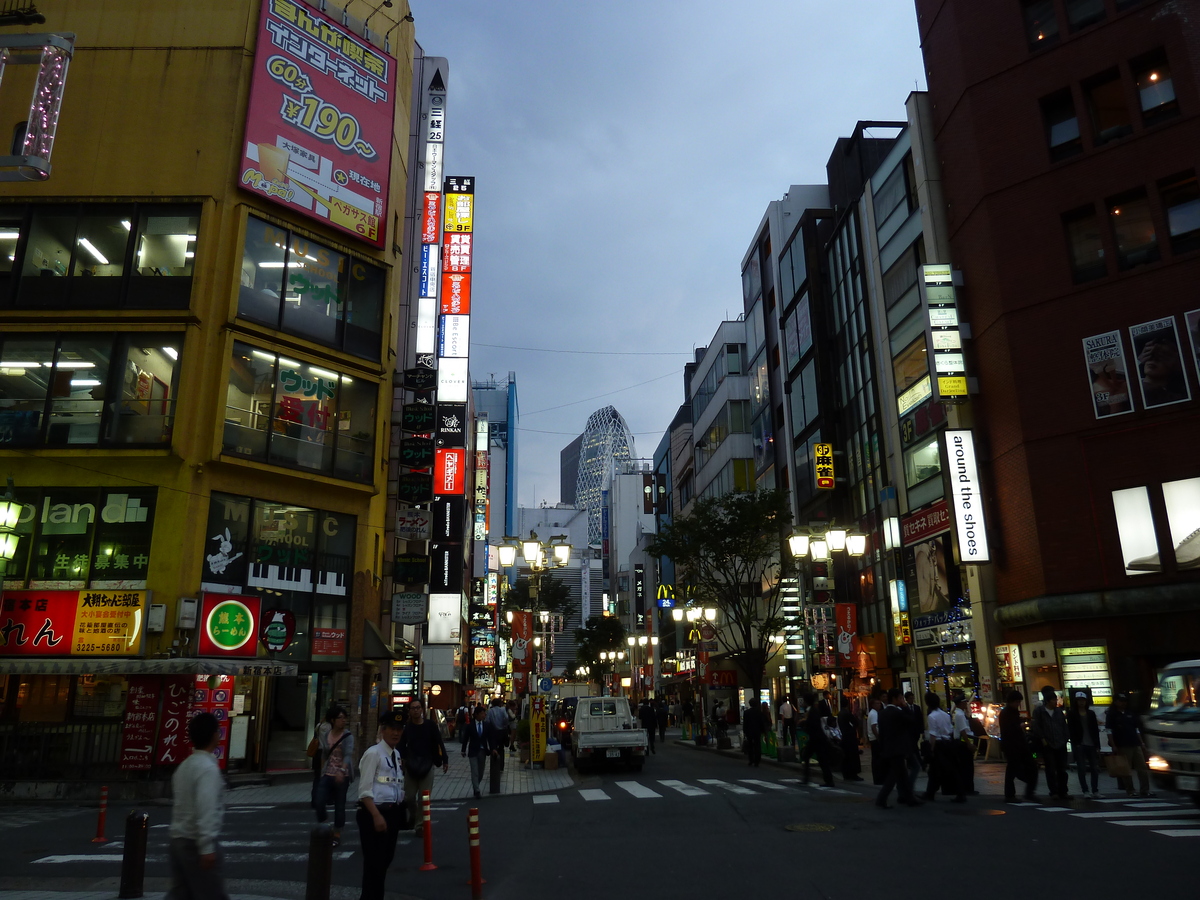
[786, 823, 835, 832]
[944, 807, 1006, 816]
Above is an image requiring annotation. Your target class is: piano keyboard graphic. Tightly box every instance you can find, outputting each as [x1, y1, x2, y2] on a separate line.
[246, 564, 347, 596]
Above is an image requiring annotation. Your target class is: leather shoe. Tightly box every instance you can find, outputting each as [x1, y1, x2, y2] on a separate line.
[875, 800, 891, 809]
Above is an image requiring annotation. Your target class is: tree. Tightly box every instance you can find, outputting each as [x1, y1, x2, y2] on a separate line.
[647, 489, 792, 695]
[497, 573, 575, 641]
[574, 615, 627, 686]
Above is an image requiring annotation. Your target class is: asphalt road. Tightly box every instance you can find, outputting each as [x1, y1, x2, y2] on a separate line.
[2, 740, 1197, 900]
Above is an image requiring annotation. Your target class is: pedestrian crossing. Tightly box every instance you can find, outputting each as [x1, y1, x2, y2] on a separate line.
[531, 777, 844, 805]
[0, 806, 89, 830]
[1031, 797, 1200, 838]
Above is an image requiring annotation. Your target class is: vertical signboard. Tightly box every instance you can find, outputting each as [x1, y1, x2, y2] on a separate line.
[511, 609, 532, 695]
[920, 264, 970, 402]
[119, 675, 160, 770]
[239, 0, 397, 247]
[155, 675, 193, 766]
[835, 603, 857, 665]
[813, 443, 835, 490]
[943, 430, 990, 563]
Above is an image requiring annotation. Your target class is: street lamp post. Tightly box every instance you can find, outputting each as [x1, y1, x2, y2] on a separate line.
[498, 531, 572, 689]
[0, 484, 22, 588]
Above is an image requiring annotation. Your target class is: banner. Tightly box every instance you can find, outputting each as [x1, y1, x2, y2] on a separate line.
[510, 610, 532, 684]
[119, 675, 160, 770]
[1082, 330, 1133, 418]
[1130, 316, 1191, 409]
[0, 590, 148, 657]
[835, 603, 857, 665]
[239, 0, 397, 247]
[155, 675, 193, 766]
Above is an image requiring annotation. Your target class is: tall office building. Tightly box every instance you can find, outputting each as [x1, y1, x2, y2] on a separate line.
[572, 406, 635, 545]
[559, 433, 582, 505]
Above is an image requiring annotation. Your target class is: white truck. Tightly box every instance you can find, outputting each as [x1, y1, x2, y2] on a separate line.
[569, 696, 648, 772]
[1142, 659, 1200, 806]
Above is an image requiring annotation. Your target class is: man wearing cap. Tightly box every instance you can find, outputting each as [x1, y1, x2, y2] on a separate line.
[1105, 692, 1154, 798]
[356, 710, 407, 900]
[1031, 686, 1071, 801]
[1067, 691, 1102, 798]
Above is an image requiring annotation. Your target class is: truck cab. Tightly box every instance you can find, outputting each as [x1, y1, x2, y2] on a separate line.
[1143, 660, 1200, 806]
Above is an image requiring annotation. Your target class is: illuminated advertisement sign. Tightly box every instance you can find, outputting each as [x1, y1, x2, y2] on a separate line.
[438, 315, 470, 358]
[921, 265, 970, 402]
[0, 590, 148, 657]
[239, 0, 397, 248]
[421, 191, 441, 243]
[434, 448, 466, 495]
[443, 175, 474, 232]
[443, 233, 472, 273]
[943, 429, 990, 563]
[813, 442, 835, 490]
[440, 272, 471, 314]
[198, 593, 262, 658]
[428, 592, 461, 643]
[416, 297, 437, 355]
[437, 358, 469, 402]
[419, 243, 439, 298]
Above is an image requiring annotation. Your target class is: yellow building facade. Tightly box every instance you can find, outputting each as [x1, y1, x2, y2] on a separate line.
[0, 0, 414, 790]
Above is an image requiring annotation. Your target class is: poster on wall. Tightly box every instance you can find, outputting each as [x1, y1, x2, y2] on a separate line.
[1129, 316, 1191, 409]
[1082, 331, 1134, 418]
[905, 535, 958, 616]
[238, 0, 398, 248]
[119, 675, 160, 771]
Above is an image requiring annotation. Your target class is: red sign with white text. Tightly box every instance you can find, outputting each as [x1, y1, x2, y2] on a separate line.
[155, 675, 193, 766]
[835, 603, 858, 665]
[0, 590, 77, 656]
[421, 192, 441, 243]
[190, 675, 235, 769]
[440, 272, 471, 315]
[900, 499, 951, 546]
[239, 0, 397, 248]
[312, 627, 347, 660]
[120, 675, 160, 770]
[442, 233, 472, 273]
[434, 448, 466, 495]
[511, 610, 532, 682]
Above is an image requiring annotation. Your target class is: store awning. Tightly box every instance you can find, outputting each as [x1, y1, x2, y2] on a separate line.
[0, 657, 299, 676]
[363, 620, 398, 661]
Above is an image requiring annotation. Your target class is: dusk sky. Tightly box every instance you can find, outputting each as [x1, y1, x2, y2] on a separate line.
[409, 0, 927, 508]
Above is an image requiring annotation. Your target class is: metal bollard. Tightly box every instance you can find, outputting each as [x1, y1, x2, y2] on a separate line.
[418, 789, 436, 871]
[92, 785, 109, 843]
[467, 807, 485, 898]
[305, 822, 334, 900]
[118, 811, 149, 899]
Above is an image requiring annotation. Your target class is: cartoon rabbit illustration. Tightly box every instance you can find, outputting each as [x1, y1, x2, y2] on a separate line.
[511, 636, 529, 662]
[206, 527, 243, 575]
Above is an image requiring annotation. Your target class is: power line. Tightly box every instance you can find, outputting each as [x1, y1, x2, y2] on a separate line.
[520, 369, 679, 416]
[518, 427, 664, 437]
[475, 341, 691, 357]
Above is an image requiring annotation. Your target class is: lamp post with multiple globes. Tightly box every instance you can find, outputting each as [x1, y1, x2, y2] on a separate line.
[670, 601, 718, 740]
[497, 532, 572, 689]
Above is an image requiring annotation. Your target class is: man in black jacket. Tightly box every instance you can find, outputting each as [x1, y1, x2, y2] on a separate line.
[460, 706, 499, 798]
[999, 690, 1038, 803]
[742, 702, 764, 767]
[638, 700, 658, 754]
[875, 688, 922, 808]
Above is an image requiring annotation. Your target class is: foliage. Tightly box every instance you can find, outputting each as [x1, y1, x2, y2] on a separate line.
[574, 615, 627, 684]
[516, 717, 531, 745]
[647, 489, 792, 693]
[497, 573, 575, 641]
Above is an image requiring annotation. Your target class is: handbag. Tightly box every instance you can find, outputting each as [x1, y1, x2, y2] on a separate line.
[1105, 751, 1132, 778]
[407, 755, 434, 779]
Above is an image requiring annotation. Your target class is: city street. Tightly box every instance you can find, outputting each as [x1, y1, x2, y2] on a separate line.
[1, 735, 1196, 900]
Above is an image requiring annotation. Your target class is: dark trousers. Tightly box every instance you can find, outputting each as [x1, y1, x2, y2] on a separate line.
[877, 756, 913, 805]
[646, 726, 656, 752]
[166, 838, 229, 900]
[802, 741, 834, 786]
[869, 742, 885, 785]
[925, 741, 961, 799]
[841, 741, 861, 778]
[955, 740, 976, 793]
[781, 720, 797, 746]
[659, 722, 667, 741]
[1043, 746, 1070, 797]
[745, 733, 762, 766]
[489, 745, 504, 793]
[356, 802, 406, 900]
[314, 775, 349, 829]
[1004, 750, 1038, 799]
[1075, 745, 1101, 793]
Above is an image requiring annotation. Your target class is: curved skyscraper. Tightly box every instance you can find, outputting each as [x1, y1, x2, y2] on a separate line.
[574, 406, 635, 544]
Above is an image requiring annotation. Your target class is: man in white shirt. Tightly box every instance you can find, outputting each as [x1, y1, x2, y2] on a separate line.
[167, 712, 228, 900]
[922, 694, 965, 803]
[867, 694, 882, 784]
[952, 694, 978, 796]
[778, 696, 797, 747]
[356, 710, 406, 900]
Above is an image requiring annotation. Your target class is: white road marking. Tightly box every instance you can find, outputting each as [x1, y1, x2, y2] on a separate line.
[220, 841, 272, 847]
[34, 855, 126, 863]
[740, 779, 788, 791]
[532, 795, 560, 805]
[1036, 807, 1073, 812]
[698, 779, 756, 795]
[34, 851, 358, 864]
[658, 780, 709, 797]
[226, 805, 274, 810]
[615, 781, 662, 799]
[1071, 809, 1200, 819]
[1124, 802, 1179, 809]
[1152, 829, 1200, 837]
[1113, 819, 1200, 827]
[579, 789, 610, 801]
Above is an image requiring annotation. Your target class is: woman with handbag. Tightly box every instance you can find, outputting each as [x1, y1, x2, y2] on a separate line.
[313, 705, 355, 846]
[397, 698, 448, 834]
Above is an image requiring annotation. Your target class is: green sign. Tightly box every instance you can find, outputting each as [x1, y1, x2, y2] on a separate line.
[207, 599, 255, 651]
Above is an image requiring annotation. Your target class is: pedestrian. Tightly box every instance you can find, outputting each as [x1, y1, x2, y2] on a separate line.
[1067, 691, 1102, 799]
[397, 698, 449, 834]
[452, 704, 468, 741]
[681, 697, 694, 725]
[506, 700, 519, 756]
[656, 698, 668, 742]
[639, 699, 658, 754]
[951, 694, 978, 796]
[876, 689, 922, 808]
[313, 705, 355, 847]
[778, 695, 798, 747]
[837, 697, 863, 781]
[800, 695, 835, 787]
[922, 694, 964, 803]
[904, 691, 924, 795]
[999, 690, 1039, 803]
[356, 710, 406, 900]
[166, 712, 228, 900]
[867, 690, 884, 785]
[460, 705, 499, 798]
[1031, 686, 1070, 801]
[485, 698, 510, 793]
[742, 699, 764, 767]
[1105, 692, 1155, 798]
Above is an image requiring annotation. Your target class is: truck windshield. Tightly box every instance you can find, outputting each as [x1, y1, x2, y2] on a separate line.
[1151, 668, 1200, 716]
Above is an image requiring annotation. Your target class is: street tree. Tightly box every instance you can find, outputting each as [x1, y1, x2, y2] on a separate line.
[574, 615, 627, 686]
[648, 488, 792, 695]
[498, 573, 575, 641]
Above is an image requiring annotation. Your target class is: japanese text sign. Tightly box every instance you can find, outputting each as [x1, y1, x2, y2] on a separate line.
[156, 675, 194, 766]
[240, 0, 397, 248]
[120, 675, 160, 770]
[434, 448, 466, 496]
[198, 594, 261, 658]
[0, 590, 147, 657]
[813, 443, 835, 490]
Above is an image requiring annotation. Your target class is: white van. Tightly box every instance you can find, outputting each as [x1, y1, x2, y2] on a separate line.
[1143, 659, 1200, 806]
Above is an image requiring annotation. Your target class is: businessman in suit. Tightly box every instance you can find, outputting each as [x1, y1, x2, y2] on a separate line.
[875, 688, 923, 809]
[460, 706, 499, 798]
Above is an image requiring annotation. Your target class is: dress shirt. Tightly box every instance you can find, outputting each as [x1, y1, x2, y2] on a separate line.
[867, 707, 879, 741]
[169, 749, 225, 856]
[926, 708, 954, 741]
[357, 740, 403, 805]
[952, 707, 972, 739]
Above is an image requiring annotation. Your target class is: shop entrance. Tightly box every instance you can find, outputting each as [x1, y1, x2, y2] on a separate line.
[266, 674, 316, 772]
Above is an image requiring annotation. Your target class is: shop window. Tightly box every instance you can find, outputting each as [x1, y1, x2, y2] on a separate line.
[1065, 0, 1105, 32]
[1085, 70, 1133, 146]
[1040, 89, 1082, 161]
[1063, 206, 1107, 282]
[1021, 0, 1059, 51]
[73, 675, 127, 718]
[8, 203, 198, 309]
[893, 336, 929, 396]
[741, 253, 761, 306]
[1108, 189, 1159, 270]
[903, 435, 941, 488]
[1159, 172, 1200, 256]
[1132, 49, 1177, 126]
[882, 244, 919, 308]
[1112, 486, 1158, 575]
[222, 342, 375, 483]
[238, 216, 385, 361]
[1162, 477, 1200, 571]
[0, 333, 181, 448]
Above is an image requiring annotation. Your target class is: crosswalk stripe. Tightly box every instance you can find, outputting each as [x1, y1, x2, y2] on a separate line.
[1036, 807, 1072, 812]
[1152, 829, 1200, 837]
[579, 789, 610, 802]
[740, 779, 788, 791]
[34, 852, 357, 864]
[658, 780, 709, 797]
[615, 782, 662, 798]
[1113, 819, 1200, 827]
[533, 795, 560, 805]
[698, 779, 756, 795]
[1071, 809, 1200, 819]
[1124, 802, 1179, 809]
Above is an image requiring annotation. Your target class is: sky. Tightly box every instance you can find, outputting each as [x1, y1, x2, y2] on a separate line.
[408, 0, 927, 509]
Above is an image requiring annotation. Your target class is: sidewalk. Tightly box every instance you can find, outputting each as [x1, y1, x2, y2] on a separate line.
[224, 750, 574, 805]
